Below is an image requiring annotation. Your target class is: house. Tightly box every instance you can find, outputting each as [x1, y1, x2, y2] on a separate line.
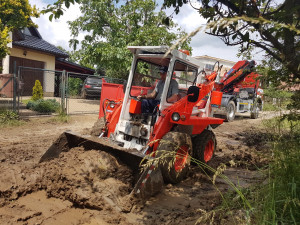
[1, 26, 94, 97]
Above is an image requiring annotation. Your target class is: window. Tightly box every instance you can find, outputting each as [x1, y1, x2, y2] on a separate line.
[130, 59, 165, 97]
[205, 64, 214, 71]
[168, 61, 198, 102]
[21, 28, 32, 36]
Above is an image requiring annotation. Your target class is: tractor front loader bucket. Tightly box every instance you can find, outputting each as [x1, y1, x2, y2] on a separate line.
[40, 131, 163, 200]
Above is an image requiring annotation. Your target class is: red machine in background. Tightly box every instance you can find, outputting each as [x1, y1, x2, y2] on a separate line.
[214, 60, 263, 121]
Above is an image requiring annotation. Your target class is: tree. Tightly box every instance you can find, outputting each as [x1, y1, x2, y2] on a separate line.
[67, 0, 191, 78]
[41, 0, 80, 21]
[162, 0, 300, 82]
[0, 0, 39, 70]
[31, 80, 43, 101]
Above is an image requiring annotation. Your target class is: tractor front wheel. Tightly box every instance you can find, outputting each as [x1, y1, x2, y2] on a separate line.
[157, 132, 192, 184]
[192, 130, 216, 163]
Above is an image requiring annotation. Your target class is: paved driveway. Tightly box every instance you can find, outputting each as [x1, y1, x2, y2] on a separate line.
[67, 97, 100, 115]
[14, 96, 101, 116]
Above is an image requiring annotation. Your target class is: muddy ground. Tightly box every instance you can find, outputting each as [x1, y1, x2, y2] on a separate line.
[0, 113, 271, 225]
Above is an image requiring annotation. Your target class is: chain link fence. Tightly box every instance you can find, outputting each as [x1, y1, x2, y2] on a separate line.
[66, 73, 125, 115]
[1, 65, 126, 117]
[0, 74, 15, 112]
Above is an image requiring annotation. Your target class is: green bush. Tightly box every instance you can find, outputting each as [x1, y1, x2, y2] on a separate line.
[0, 110, 19, 122]
[0, 110, 23, 127]
[68, 77, 83, 96]
[31, 80, 43, 101]
[263, 88, 293, 110]
[26, 99, 60, 113]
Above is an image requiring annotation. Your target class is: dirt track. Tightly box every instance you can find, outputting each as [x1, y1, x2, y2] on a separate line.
[0, 113, 270, 224]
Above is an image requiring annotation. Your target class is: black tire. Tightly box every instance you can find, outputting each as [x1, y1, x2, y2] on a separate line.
[192, 130, 216, 163]
[250, 99, 260, 119]
[226, 101, 236, 122]
[157, 132, 192, 184]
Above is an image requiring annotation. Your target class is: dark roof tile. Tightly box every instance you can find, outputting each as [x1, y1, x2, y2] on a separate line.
[13, 34, 69, 58]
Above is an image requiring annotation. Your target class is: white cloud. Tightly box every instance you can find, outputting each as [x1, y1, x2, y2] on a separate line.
[164, 2, 241, 61]
[29, 0, 242, 62]
[29, 0, 82, 51]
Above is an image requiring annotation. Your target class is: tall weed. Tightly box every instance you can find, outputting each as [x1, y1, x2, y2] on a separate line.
[253, 117, 300, 224]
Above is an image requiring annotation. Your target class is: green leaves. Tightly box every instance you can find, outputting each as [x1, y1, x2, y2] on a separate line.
[0, 0, 39, 62]
[163, 0, 300, 80]
[68, 0, 191, 79]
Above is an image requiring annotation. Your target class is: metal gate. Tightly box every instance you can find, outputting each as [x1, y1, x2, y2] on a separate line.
[17, 66, 66, 116]
[65, 72, 101, 115]
[0, 73, 16, 112]
[1, 65, 124, 116]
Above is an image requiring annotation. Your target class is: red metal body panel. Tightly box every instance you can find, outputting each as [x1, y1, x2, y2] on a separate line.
[106, 102, 122, 137]
[220, 60, 260, 93]
[99, 80, 124, 118]
[147, 77, 223, 152]
[129, 99, 142, 114]
[221, 60, 248, 83]
[235, 72, 260, 89]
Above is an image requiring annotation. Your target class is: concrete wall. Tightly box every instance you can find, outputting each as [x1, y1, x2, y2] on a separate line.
[2, 55, 10, 74]
[9, 47, 56, 97]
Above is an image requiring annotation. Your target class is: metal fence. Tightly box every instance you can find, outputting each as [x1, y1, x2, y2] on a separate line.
[0, 65, 126, 117]
[17, 66, 65, 117]
[0, 73, 15, 112]
[66, 72, 101, 115]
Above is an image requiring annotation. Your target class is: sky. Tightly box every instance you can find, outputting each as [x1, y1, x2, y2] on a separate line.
[29, 0, 242, 62]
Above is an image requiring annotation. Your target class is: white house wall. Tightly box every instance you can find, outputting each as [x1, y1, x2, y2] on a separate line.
[10, 47, 56, 97]
[194, 56, 236, 77]
[2, 55, 10, 74]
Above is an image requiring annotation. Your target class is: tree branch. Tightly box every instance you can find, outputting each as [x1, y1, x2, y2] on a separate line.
[251, 40, 282, 62]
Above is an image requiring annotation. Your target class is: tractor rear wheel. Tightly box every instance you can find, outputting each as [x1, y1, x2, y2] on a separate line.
[226, 101, 236, 122]
[157, 132, 192, 184]
[192, 130, 216, 163]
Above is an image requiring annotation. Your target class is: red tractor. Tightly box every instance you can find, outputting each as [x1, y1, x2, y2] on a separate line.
[41, 46, 224, 197]
[99, 46, 224, 184]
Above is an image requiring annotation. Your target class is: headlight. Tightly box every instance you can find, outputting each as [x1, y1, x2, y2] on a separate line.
[109, 103, 115, 108]
[172, 112, 180, 121]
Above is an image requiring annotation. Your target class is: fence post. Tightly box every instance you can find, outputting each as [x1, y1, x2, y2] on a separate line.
[13, 61, 17, 112]
[17, 66, 21, 114]
[60, 70, 67, 114]
[66, 72, 69, 114]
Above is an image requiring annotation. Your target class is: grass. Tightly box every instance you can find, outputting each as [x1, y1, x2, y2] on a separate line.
[143, 145, 253, 224]
[0, 110, 25, 127]
[263, 102, 279, 111]
[146, 107, 299, 224]
[252, 131, 300, 224]
[21, 99, 31, 105]
[48, 111, 70, 123]
[227, 116, 299, 224]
